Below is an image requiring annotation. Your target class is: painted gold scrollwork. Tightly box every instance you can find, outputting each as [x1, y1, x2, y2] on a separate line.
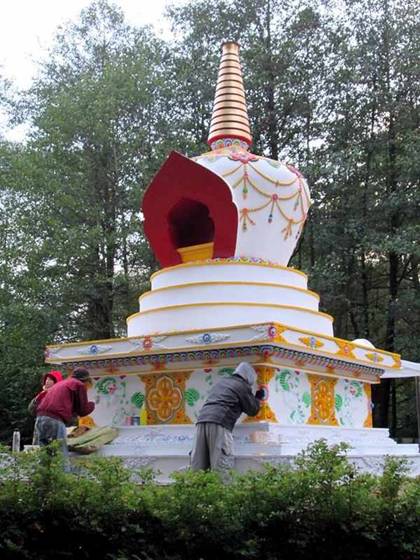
[363, 383, 373, 428]
[307, 374, 339, 426]
[243, 366, 278, 423]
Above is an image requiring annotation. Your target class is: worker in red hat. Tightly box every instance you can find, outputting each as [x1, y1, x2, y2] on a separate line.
[28, 370, 63, 417]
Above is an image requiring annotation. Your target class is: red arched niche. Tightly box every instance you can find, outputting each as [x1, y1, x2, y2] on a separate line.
[142, 151, 238, 267]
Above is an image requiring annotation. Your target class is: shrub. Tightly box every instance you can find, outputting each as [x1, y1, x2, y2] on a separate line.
[0, 441, 419, 560]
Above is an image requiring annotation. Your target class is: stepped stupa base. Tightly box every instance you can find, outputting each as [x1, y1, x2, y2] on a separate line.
[48, 321, 419, 482]
[95, 424, 420, 483]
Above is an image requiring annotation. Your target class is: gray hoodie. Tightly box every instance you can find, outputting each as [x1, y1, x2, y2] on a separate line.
[234, 362, 258, 386]
[196, 362, 261, 431]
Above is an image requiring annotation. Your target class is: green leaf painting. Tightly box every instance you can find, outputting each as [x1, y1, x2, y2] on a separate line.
[96, 378, 117, 396]
[302, 392, 311, 407]
[335, 394, 343, 411]
[277, 370, 291, 392]
[131, 392, 145, 409]
[349, 382, 363, 398]
[218, 367, 235, 377]
[185, 388, 200, 406]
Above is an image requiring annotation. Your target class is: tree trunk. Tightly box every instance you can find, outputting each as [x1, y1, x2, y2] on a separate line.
[373, 5, 399, 429]
[263, 0, 279, 160]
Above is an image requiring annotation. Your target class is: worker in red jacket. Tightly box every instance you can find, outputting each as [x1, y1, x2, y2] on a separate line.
[29, 370, 63, 444]
[35, 368, 95, 456]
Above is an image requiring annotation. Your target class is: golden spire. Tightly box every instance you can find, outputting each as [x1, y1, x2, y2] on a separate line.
[208, 41, 252, 149]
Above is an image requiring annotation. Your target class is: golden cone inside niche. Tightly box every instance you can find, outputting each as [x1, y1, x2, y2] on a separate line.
[208, 41, 252, 146]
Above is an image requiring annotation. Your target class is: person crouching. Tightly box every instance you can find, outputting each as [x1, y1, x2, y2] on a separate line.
[34, 368, 95, 458]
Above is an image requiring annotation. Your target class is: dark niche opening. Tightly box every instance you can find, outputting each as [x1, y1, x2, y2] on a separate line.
[168, 198, 215, 248]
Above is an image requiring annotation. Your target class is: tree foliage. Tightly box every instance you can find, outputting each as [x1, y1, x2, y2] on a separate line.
[0, 441, 419, 559]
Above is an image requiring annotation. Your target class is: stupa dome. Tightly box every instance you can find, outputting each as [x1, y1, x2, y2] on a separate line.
[192, 147, 311, 265]
[143, 42, 311, 268]
[195, 41, 311, 265]
[135, 41, 325, 339]
[352, 339, 375, 349]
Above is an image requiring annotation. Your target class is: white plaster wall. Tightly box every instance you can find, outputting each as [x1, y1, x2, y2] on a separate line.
[270, 368, 312, 425]
[88, 374, 146, 427]
[151, 263, 308, 290]
[335, 378, 369, 427]
[127, 303, 333, 337]
[140, 282, 319, 312]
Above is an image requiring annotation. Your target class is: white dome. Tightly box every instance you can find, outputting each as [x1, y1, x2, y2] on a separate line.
[352, 338, 375, 349]
[194, 146, 311, 265]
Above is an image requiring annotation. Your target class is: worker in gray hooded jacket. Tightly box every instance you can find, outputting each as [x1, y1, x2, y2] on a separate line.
[191, 362, 263, 474]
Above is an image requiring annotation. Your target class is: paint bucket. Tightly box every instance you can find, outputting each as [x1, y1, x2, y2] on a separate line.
[140, 406, 148, 425]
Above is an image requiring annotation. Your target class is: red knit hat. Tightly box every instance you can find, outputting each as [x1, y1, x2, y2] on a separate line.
[43, 370, 63, 384]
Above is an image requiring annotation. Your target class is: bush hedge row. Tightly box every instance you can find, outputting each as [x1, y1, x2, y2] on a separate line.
[0, 440, 419, 560]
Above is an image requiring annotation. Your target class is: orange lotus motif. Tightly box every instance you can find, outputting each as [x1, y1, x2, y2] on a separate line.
[148, 375, 182, 422]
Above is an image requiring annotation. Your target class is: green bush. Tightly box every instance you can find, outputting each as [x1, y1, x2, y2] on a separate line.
[0, 440, 419, 560]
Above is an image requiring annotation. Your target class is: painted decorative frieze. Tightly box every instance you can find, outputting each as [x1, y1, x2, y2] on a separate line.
[45, 321, 399, 379]
[86, 366, 372, 430]
[88, 375, 146, 427]
[335, 378, 367, 427]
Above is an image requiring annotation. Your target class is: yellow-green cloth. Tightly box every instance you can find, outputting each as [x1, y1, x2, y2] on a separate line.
[68, 426, 119, 454]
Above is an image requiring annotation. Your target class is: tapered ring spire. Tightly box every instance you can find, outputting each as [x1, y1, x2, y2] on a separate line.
[208, 42, 252, 149]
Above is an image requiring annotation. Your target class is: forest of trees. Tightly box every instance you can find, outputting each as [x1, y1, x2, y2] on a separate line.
[0, 0, 419, 443]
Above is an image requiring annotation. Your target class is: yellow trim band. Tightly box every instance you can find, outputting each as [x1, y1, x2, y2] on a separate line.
[45, 320, 399, 363]
[138, 281, 320, 303]
[45, 342, 384, 380]
[150, 260, 308, 281]
[126, 302, 334, 323]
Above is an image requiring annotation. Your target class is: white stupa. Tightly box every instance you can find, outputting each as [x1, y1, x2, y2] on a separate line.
[46, 42, 420, 479]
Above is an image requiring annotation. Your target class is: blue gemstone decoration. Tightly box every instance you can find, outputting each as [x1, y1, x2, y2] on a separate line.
[89, 344, 98, 354]
[202, 333, 212, 344]
[260, 386, 269, 400]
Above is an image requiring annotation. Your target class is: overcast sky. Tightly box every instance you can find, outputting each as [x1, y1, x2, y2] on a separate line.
[0, 0, 185, 88]
[0, 0, 188, 140]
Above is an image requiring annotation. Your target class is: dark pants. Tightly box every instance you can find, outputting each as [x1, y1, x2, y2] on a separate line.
[34, 416, 68, 457]
[191, 422, 234, 477]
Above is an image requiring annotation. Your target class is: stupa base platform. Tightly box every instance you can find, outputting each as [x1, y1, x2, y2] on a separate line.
[47, 322, 418, 482]
[96, 423, 420, 482]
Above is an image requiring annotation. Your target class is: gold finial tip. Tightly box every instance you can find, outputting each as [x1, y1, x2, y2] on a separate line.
[221, 41, 240, 54]
[208, 41, 251, 148]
